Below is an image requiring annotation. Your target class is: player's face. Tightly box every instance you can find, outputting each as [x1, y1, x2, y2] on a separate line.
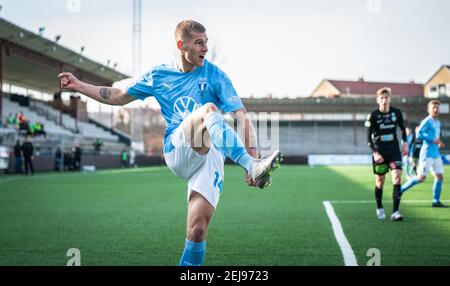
[428, 103, 440, 118]
[182, 31, 208, 68]
[377, 93, 390, 111]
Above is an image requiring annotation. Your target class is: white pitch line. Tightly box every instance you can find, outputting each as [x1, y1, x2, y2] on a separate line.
[329, 200, 450, 204]
[322, 201, 358, 266]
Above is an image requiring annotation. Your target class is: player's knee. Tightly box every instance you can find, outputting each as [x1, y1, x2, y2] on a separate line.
[203, 102, 219, 114]
[418, 176, 426, 182]
[375, 182, 384, 188]
[376, 177, 385, 186]
[188, 224, 207, 242]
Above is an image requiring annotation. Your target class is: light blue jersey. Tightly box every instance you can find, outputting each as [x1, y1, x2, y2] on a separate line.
[126, 60, 244, 153]
[417, 115, 441, 159]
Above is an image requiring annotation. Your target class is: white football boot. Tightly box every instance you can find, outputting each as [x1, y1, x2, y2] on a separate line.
[376, 208, 386, 220]
[250, 150, 283, 189]
[391, 211, 404, 222]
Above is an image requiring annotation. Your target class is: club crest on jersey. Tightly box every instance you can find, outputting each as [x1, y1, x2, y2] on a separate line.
[391, 112, 397, 122]
[198, 78, 208, 93]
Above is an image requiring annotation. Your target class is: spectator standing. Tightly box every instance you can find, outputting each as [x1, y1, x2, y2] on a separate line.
[22, 136, 34, 175]
[73, 144, 82, 171]
[14, 140, 23, 174]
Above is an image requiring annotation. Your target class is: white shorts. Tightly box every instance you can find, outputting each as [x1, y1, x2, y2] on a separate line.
[417, 156, 444, 177]
[164, 124, 225, 209]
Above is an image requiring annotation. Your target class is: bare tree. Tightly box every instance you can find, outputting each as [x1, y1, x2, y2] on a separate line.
[207, 41, 226, 66]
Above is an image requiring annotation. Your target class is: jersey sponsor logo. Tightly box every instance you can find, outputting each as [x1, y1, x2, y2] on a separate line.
[379, 123, 395, 129]
[198, 78, 208, 92]
[173, 96, 200, 119]
[380, 134, 394, 142]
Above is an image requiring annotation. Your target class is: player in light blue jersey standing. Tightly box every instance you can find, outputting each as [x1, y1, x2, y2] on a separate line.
[401, 100, 447, 208]
[58, 20, 283, 266]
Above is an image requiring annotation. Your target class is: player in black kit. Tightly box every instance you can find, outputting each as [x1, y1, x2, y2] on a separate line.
[365, 87, 408, 221]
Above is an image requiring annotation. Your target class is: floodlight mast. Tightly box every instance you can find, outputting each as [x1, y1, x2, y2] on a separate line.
[132, 0, 142, 77]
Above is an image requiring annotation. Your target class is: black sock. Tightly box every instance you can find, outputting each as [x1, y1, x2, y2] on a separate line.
[393, 184, 401, 212]
[375, 187, 383, 209]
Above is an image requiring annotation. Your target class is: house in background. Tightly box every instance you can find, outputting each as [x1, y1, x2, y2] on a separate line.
[311, 78, 423, 98]
[424, 65, 450, 98]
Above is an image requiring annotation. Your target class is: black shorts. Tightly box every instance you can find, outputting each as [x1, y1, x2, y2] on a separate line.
[372, 148, 402, 175]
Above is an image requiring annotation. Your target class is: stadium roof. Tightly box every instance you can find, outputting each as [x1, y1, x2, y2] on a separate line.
[0, 17, 130, 94]
[327, 79, 423, 97]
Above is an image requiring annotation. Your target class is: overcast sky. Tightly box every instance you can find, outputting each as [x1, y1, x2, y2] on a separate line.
[1, 0, 450, 101]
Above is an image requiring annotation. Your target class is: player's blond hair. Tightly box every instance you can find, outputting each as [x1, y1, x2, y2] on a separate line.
[429, 99, 440, 106]
[175, 20, 206, 41]
[376, 87, 391, 97]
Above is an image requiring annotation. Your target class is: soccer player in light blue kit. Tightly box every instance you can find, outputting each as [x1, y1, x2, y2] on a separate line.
[401, 100, 447, 208]
[58, 20, 283, 266]
[403, 127, 414, 179]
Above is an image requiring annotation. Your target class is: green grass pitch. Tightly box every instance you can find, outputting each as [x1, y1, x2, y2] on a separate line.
[0, 165, 449, 266]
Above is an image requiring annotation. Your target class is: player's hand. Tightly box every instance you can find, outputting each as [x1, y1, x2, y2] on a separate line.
[373, 152, 384, 164]
[402, 142, 409, 156]
[58, 72, 81, 91]
[433, 138, 444, 148]
[245, 173, 257, 187]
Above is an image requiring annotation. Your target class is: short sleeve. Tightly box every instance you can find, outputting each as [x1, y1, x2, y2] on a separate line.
[214, 70, 243, 112]
[417, 119, 433, 142]
[126, 71, 157, 100]
[364, 112, 373, 128]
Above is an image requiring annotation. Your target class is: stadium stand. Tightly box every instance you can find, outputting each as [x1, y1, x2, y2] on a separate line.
[0, 17, 141, 172]
[243, 96, 450, 156]
[3, 94, 72, 136]
[1, 92, 129, 155]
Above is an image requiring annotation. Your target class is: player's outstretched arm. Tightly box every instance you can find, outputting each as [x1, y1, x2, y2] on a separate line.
[58, 72, 136, 106]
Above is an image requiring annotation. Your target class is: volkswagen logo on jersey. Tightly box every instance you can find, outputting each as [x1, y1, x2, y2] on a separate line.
[198, 78, 208, 93]
[173, 96, 200, 120]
